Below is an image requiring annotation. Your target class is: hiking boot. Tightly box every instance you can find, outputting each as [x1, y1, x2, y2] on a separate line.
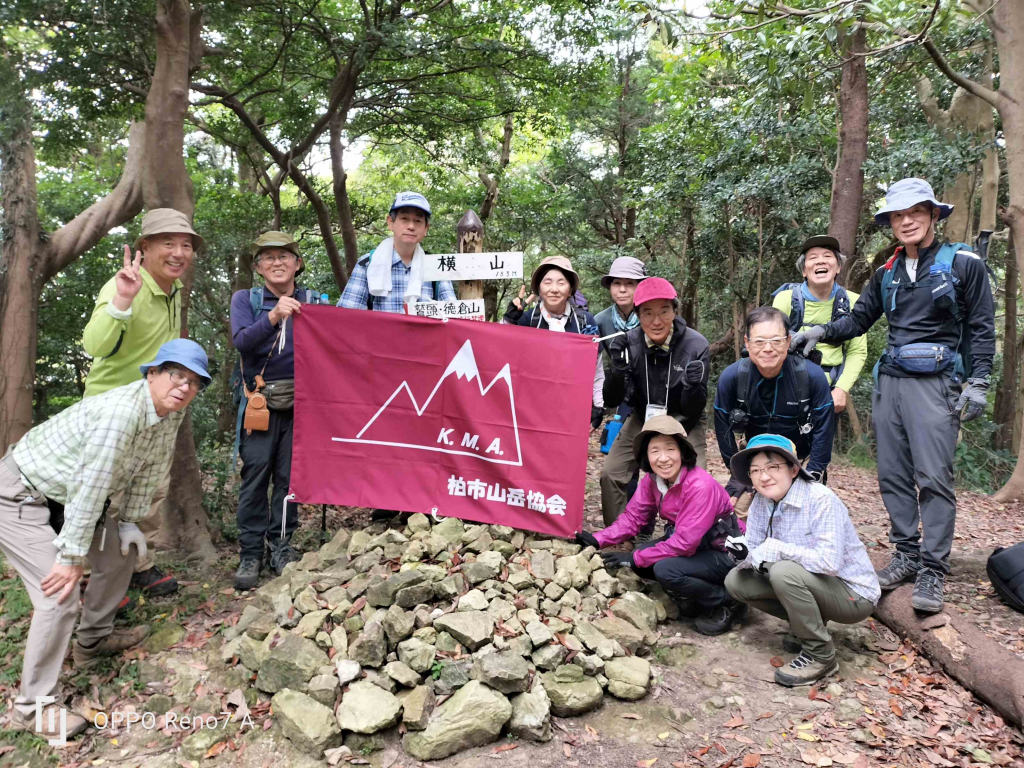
[774, 651, 839, 687]
[73, 625, 151, 669]
[875, 551, 921, 590]
[911, 568, 945, 614]
[782, 633, 802, 654]
[234, 557, 262, 591]
[669, 596, 702, 618]
[116, 595, 137, 619]
[130, 566, 178, 596]
[694, 601, 747, 636]
[268, 539, 301, 576]
[9, 705, 88, 740]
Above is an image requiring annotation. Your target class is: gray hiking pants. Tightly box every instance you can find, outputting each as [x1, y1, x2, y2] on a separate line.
[872, 374, 961, 574]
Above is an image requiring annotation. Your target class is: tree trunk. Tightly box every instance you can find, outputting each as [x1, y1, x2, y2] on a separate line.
[873, 587, 1024, 727]
[329, 112, 360, 277]
[145, 0, 216, 561]
[726, 202, 741, 360]
[831, 26, 868, 280]
[994, 232, 1018, 449]
[679, 207, 700, 329]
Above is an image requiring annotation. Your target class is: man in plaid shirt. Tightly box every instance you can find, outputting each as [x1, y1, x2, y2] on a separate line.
[337, 191, 455, 313]
[0, 339, 209, 739]
[723, 434, 879, 687]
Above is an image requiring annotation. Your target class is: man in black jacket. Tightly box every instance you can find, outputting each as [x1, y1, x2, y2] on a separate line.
[792, 178, 995, 614]
[714, 306, 836, 517]
[601, 278, 710, 526]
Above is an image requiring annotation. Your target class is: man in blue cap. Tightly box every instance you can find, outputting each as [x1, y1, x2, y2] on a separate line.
[0, 339, 209, 739]
[337, 191, 456, 313]
[791, 178, 995, 613]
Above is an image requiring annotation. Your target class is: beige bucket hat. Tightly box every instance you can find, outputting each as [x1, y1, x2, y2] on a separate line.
[530, 255, 579, 296]
[251, 231, 303, 275]
[133, 208, 204, 251]
[632, 414, 696, 472]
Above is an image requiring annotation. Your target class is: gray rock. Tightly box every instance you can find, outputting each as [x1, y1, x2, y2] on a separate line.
[525, 620, 553, 647]
[366, 570, 428, 607]
[366, 529, 409, 550]
[471, 651, 530, 694]
[434, 661, 471, 694]
[540, 671, 604, 716]
[274, 592, 301, 629]
[397, 637, 437, 673]
[461, 561, 498, 584]
[465, 531, 492, 553]
[432, 517, 465, 544]
[458, 589, 489, 611]
[612, 591, 659, 632]
[401, 685, 436, 730]
[403, 681, 512, 760]
[318, 527, 351, 564]
[335, 680, 403, 734]
[490, 525, 515, 541]
[590, 569, 619, 598]
[531, 643, 567, 670]
[293, 609, 330, 638]
[573, 653, 605, 676]
[605, 656, 651, 700]
[554, 664, 584, 683]
[180, 724, 235, 761]
[384, 660, 422, 688]
[508, 683, 552, 742]
[543, 582, 565, 600]
[344, 732, 386, 754]
[395, 582, 435, 608]
[256, 633, 330, 693]
[330, 625, 348, 657]
[306, 674, 340, 707]
[408, 513, 432, 534]
[573, 622, 618, 660]
[590, 615, 645, 653]
[271, 689, 342, 755]
[401, 541, 426, 563]
[412, 626, 437, 644]
[530, 551, 555, 581]
[506, 569, 534, 590]
[236, 633, 268, 672]
[335, 658, 362, 686]
[293, 585, 322, 615]
[433, 611, 495, 651]
[433, 573, 465, 599]
[348, 621, 387, 668]
[383, 604, 415, 645]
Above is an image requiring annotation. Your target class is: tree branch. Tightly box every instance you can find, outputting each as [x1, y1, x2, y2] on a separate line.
[921, 38, 1002, 108]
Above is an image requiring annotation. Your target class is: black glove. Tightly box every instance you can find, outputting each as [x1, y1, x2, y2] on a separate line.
[591, 404, 605, 429]
[600, 551, 634, 571]
[724, 477, 750, 499]
[607, 335, 630, 372]
[956, 377, 990, 423]
[684, 359, 705, 386]
[575, 531, 600, 549]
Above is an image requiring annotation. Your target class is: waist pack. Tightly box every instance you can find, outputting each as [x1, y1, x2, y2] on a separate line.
[888, 343, 955, 375]
[263, 379, 295, 410]
[987, 543, 1024, 614]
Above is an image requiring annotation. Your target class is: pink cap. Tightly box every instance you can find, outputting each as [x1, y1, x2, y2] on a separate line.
[632, 277, 678, 307]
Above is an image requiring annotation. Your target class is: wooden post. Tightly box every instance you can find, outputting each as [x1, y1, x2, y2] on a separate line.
[457, 210, 485, 300]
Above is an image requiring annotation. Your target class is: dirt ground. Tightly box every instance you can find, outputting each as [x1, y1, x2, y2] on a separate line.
[2, 438, 1023, 768]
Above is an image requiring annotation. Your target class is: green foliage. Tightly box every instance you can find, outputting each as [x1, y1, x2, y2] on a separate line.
[430, 660, 446, 680]
[0, 557, 32, 687]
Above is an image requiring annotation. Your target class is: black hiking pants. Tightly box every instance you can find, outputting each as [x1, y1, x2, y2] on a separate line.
[238, 408, 299, 561]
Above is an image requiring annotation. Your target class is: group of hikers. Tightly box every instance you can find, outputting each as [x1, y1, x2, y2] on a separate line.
[0, 176, 995, 738]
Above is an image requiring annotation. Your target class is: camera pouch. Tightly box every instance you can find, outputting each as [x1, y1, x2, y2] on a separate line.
[243, 374, 271, 433]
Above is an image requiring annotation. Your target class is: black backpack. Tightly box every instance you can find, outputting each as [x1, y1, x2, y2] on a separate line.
[730, 356, 813, 437]
[772, 283, 853, 385]
[987, 543, 1024, 614]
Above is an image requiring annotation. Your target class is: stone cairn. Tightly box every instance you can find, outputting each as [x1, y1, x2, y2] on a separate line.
[220, 515, 674, 761]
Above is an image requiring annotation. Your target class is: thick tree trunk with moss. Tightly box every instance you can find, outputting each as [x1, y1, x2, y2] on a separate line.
[831, 26, 868, 279]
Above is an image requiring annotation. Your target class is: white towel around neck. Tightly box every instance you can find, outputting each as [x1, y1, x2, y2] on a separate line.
[366, 236, 426, 303]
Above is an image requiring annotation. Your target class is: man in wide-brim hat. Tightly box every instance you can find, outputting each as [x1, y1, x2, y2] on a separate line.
[80, 207, 205, 600]
[791, 177, 996, 614]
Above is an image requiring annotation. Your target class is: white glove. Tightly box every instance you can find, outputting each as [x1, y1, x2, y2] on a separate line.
[724, 535, 748, 561]
[118, 521, 148, 560]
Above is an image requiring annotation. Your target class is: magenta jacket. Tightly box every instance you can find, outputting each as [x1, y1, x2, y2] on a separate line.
[594, 466, 741, 570]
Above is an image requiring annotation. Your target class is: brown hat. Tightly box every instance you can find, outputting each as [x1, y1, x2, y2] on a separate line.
[252, 231, 304, 276]
[133, 208, 204, 252]
[600, 256, 648, 289]
[530, 255, 579, 296]
[632, 414, 696, 472]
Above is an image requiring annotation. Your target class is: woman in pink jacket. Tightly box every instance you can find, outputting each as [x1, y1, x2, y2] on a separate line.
[577, 415, 747, 635]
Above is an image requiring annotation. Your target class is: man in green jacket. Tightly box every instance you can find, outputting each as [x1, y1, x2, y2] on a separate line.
[772, 236, 868, 415]
[80, 208, 204, 596]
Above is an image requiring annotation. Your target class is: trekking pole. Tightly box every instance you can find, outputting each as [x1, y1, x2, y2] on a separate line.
[321, 505, 328, 546]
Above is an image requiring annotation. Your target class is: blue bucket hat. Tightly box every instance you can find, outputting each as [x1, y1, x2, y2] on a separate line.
[873, 178, 953, 226]
[389, 191, 431, 219]
[729, 434, 814, 486]
[139, 339, 212, 386]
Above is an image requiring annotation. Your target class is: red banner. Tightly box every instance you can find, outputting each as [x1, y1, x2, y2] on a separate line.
[290, 307, 596, 538]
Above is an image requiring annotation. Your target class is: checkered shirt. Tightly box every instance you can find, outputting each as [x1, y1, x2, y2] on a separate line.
[738, 477, 881, 603]
[13, 380, 183, 566]
[337, 249, 456, 313]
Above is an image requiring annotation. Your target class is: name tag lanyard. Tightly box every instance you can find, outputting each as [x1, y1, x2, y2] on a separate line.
[644, 350, 672, 421]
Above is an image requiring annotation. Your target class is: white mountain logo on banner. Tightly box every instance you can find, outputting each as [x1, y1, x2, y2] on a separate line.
[332, 340, 523, 466]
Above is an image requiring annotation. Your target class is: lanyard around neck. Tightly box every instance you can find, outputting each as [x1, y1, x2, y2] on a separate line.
[644, 349, 672, 409]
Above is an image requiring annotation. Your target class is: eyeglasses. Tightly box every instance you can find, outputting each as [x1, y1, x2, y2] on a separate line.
[258, 252, 297, 265]
[749, 463, 785, 479]
[166, 369, 206, 392]
[747, 337, 788, 350]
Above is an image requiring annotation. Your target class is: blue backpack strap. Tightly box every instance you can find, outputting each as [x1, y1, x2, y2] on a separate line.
[879, 249, 902, 315]
[771, 284, 804, 332]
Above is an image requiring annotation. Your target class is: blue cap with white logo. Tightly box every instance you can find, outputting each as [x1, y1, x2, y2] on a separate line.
[389, 191, 431, 219]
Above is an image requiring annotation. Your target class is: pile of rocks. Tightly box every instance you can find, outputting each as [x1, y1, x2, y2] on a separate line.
[220, 515, 676, 761]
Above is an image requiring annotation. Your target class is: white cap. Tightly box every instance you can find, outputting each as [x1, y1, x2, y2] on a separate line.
[389, 191, 431, 218]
